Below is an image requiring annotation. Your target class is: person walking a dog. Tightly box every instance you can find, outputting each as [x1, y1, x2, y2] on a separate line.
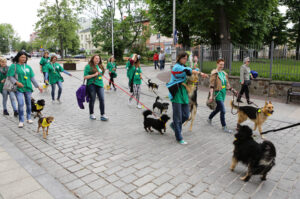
[45, 55, 72, 103]
[237, 57, 253, 104]
[8, 51, 43, 128]
[207, 58, 237, 133]
[128, 57, 143, 109]
[84, 55, 108, 121]
[107, 56, 117, 91]
[167, 52, 201, 145]
[40, 51, 50, 86]
[0, 57, 18, 117]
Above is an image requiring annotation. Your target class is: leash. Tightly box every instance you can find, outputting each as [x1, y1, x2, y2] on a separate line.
[261, 122, 300, 135]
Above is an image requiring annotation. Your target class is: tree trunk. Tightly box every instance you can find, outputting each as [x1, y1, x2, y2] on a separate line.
[179, 24, 191, 50]
[296, 18, 300, 60]
[218, 6, 231, 69]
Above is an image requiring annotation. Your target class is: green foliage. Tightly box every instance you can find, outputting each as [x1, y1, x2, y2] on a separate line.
[0, 23, 18, 54]
[35, 0, 81, 58]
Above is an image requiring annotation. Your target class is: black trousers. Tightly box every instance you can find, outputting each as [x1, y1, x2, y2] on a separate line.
[239, 84, 250, 100]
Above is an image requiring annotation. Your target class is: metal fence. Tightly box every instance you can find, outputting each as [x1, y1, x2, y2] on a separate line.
[176, 41, 300, 81]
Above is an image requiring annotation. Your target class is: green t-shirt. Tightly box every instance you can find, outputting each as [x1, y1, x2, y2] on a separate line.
[7, 64, 35, 92]
[133, 67, 142, 85]
[107, 62, 117, 73]
[215, 71, 227, 101]
[0, 67, 8, 93]
[126, 61, 135, 81]
[84, 64, 104, 87]
[40, 57, 50, 72]
[46, 62, 64, 85]
[171, 84, 189, 104]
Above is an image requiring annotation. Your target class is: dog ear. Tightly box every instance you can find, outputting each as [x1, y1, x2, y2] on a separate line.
[269, 101, 272, 104]
[265, 101, 268, 106]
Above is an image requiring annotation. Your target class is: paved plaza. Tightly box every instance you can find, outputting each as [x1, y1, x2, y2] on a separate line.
[0, 58, 300, 199]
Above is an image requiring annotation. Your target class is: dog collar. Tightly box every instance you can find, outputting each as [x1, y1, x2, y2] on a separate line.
[258, 109, 261, 113]
[35, 103, 43, 110]
[266, 112, 272, 116]
[42, 118, 50, 127]
[159, 118, 166, 127]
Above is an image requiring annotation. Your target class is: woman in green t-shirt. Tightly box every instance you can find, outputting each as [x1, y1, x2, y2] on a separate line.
[126, 54, 138, 90]
[39, 52, 50, 85]
[0, 57, 18, 116]
[45, 55, 72, 103]
[8, 51, 43, 128]
[128, 59, 142, 109]
[106, 56, 117, 91]
[84, 55, 108, 121]
[207, 58, 237, 133]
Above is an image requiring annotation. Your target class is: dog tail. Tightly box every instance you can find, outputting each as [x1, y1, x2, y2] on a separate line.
[155, 96, 160, 103]
[230, 100, 239, 110]
[143, 110, 152, 119]
[148, 79, 151, 83]
[261, 140, 276, 158]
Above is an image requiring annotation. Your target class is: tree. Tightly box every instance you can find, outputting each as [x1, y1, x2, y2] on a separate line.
[35, 0, 82, 58]
[282, 0, 300, 60]
[90, 0, 150, 60]
[0, 23, 18, 54]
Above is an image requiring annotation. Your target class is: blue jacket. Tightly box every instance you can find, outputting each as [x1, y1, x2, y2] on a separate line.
[166, 63, 193, 100]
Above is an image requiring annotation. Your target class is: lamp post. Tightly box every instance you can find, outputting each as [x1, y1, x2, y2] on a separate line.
[108, 0, 115, 56]
[171, 0, 176, 67]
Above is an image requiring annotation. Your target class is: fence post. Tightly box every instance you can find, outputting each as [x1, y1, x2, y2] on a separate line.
[270, 41, 274, 79]
[229, 43, 233, 75]
[200, 45, 204, 72]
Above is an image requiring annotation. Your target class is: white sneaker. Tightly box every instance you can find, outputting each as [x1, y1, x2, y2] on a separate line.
[27, 119, 33, 124]
[101, 114, 109, 121]
[18, 122, 24, 128]
[137, 104, 142, 109]
[90, 114, 96, 120]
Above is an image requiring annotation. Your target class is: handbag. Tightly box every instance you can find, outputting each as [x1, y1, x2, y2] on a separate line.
[3, 64, 18, 92]
[206, 73, 221, 110]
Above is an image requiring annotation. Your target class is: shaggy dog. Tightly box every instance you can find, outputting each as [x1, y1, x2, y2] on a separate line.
[231, 100, 274, 138]
[153, 96, 169, 114]
[31, 98, 45, 119]
[143, 110, 170, 134]
[230, 125, 276, 181]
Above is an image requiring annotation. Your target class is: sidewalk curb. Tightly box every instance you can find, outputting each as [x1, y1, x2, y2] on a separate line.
[0, 135, 77, 199]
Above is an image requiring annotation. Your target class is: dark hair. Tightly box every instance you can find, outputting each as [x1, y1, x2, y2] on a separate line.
[43, 52, 49, 58]
[88, 54, 105, 74]
[12, 51, 29, 64]
[217, 58, 225, 63]
[176, 52, 188, 64]
[50, 55, 57, 62]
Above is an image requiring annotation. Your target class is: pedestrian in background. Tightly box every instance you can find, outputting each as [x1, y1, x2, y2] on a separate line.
[153, 51, 159, 70]
[40, 51, 50, 85]
[107, 56, 117, 91]
[84, 54, 108, 121]
[8, 51, 43, 128]
[128, 57, 142, 109]
[159, 50, 165, 70]
[237, 57, 253, 104]
[207, 58, 237, 133]
[0, 57, 18, 116]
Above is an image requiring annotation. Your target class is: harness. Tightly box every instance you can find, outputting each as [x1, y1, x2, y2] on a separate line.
[42, 118, 50, 127]
[35, 103, 44, 110]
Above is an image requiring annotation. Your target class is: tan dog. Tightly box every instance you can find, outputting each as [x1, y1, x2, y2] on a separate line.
[104, 84, 111, 90]
[37, 117, 54, 139]
[231, 101, 274, 138]
[182, 73, 199, 131]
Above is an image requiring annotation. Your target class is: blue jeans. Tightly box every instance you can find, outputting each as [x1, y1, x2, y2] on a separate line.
[1, 90, 17, 111]
[87, 84, 105, 115]
[172, 103, 190, 141]
[154, 60, 159, 69]
[51, 81, 62, 100]
[15, 91, 32, 122]
[159, 60, 165, 70]
[209, 100, 226, 127]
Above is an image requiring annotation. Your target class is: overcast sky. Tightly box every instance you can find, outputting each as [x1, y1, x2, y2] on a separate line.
[0, 0, 289, 42]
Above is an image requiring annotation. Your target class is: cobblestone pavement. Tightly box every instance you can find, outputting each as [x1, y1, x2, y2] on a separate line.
[0, 58, 300, 199]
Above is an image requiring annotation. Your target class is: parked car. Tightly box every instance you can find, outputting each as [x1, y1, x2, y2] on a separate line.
[73, 54, 86, 59]
[31, 52, 41, 57]
[49, 53, 61, 59]
[4, 52, 16, 60]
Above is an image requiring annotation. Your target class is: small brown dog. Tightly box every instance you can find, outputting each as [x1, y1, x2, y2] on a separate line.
[182, 73, 199, 131]
[231, 101, 274, 138]
[37, 117, 54, 139]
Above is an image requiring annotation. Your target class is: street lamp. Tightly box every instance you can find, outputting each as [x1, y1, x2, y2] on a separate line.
[171, 0, 176, 67]
[108, 0, 115, 56]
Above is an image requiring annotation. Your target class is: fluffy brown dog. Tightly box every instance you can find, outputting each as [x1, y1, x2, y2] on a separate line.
[37, 116, 54, 139]
[182, 73, 199, 131]
[231, 100, 274, 138]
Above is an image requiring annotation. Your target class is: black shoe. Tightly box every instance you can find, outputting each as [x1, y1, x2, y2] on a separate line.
[3, 110, 9, 116]
[236, 99, 243, 103]
[14, 111, 18, 117]
[247, 100, 253, 105]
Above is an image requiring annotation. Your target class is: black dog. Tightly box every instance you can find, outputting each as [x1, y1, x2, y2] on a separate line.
[31, 98, 45, 119]
[148, 79, 159, 91]
[230, 125, 276, 181]
[153, 96, 169, 114]
[143, 110, 170, 134]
